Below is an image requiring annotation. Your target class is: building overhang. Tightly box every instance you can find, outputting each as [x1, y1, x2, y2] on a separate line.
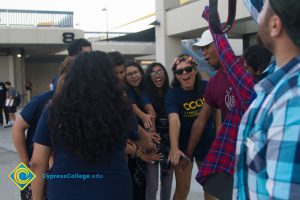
[0, 27, 84, 56]
[166, 0, 257, 39]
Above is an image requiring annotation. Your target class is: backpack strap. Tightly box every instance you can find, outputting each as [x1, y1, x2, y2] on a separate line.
[209, 0, 237, 34]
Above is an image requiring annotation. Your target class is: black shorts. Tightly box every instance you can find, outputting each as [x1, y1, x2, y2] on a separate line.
[202, 173, 233, 200]
[179, 137, 214, 162]
[6, 105, 16, 113]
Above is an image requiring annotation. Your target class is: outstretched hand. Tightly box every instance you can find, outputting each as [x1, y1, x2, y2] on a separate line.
[140, 152, 163, 163]
[167, 148, 184, 166]
[141, 113, 155, 129]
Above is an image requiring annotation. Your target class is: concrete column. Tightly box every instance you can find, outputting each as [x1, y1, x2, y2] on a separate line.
[8, 56, 14, 84]
[10, 48, 26, 107]
[155, 0, 182, 81]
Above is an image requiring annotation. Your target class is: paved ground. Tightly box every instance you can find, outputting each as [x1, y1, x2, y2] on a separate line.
[0, 113, 204, 200]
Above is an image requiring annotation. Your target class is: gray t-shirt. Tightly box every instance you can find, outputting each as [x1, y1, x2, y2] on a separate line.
[7, 87, 17, 99]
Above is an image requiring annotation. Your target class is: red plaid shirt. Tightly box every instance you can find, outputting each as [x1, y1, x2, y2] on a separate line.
[196, 7, 255, 183]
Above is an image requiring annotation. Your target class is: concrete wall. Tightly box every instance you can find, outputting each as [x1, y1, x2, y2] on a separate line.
[25, 61, 60, 96]
[166, 0, 252, 37]
[0, 27, 84, 44]
[0, 56, 10, 82]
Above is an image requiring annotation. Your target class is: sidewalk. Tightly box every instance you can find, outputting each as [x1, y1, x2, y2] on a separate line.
[0, 125, 20, 200]
[0, 120, 204, 200]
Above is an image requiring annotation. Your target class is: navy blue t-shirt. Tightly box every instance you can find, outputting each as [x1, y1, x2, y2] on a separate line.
[20, 91, 54, 159]
[127, 87, 150, 108]
[33, 108, 132, 200]
[126, 87, 151, 128]
[165, 82, 215, 160]
[129, 114, 139, 141]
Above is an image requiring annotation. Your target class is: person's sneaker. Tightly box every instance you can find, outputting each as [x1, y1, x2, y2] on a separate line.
[4, 121, 13, 128]
[4, 124, 12, 128]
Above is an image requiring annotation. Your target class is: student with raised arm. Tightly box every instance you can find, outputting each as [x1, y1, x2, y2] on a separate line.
[184, 7, 255, 200]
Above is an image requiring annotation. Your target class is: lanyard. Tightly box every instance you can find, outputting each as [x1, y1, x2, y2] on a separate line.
[209, 0, 237, 34]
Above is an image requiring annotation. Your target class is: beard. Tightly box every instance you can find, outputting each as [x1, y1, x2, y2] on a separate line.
[257, 14, 274, 53]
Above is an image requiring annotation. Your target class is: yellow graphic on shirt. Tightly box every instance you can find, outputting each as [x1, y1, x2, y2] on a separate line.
[8, 162, 36, 190]
[182, 98, 205, 117]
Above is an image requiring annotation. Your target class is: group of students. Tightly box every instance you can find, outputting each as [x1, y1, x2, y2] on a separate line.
[11, 0, 300, 199]
[13, 32, 271, 200]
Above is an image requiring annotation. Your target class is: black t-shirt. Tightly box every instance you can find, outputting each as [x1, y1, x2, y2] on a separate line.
[147, 88, 169, 136]
[0, 82, 7, 104]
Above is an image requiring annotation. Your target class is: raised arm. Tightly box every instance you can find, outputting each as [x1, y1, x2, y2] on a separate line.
[202, 6, 255, 111]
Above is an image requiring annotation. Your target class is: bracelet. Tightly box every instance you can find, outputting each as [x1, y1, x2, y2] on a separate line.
[136, 149, 143, 158]
[182, 154, 193, 162]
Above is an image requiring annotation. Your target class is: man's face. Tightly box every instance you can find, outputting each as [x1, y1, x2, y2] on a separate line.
[81, 46, 92, 53]
[257, 0, 274, 52]
[201, 43, 219, 69]
[115, 65, 125, 82]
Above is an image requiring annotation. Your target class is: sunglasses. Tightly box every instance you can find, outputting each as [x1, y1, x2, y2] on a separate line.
[175, 66, 194, 75]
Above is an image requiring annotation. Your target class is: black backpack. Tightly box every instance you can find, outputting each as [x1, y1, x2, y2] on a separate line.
[14, 92, 21, 107]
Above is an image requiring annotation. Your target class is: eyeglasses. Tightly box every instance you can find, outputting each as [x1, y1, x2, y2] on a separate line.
[175, 66, 194, 75]
[126, 71, 140, 79]
[150, 70, 164, 77]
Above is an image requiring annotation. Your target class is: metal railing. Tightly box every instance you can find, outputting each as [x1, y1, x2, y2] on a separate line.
[0, 9, 73, 27]
[85, 31, 131, 42]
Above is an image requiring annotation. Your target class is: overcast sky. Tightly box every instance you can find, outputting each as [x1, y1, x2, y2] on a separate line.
[0, 0, 155, 32]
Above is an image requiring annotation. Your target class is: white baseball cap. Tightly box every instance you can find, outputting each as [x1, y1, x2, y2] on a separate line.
[192, 30, 213, 49]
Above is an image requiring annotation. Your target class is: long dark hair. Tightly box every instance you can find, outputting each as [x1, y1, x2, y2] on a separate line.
[145, 62, 169, 103]
[171, 53, 205, 97]
[48, 51, 132, 162]
[124, 61, 146, 96]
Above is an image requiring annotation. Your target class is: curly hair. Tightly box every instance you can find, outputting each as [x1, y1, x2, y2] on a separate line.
[171, 53, 205, 97]
[145, 62, 169, 102]
[48, 51, 132, 162]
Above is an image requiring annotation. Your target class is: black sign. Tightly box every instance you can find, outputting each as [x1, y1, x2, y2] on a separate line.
[63, 32, 75, 43]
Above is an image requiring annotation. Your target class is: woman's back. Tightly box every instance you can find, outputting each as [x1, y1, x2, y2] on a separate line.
[31, 51, 133, 200]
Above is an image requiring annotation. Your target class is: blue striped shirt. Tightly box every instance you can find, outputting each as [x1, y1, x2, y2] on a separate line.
[235, 55, 300, 199]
